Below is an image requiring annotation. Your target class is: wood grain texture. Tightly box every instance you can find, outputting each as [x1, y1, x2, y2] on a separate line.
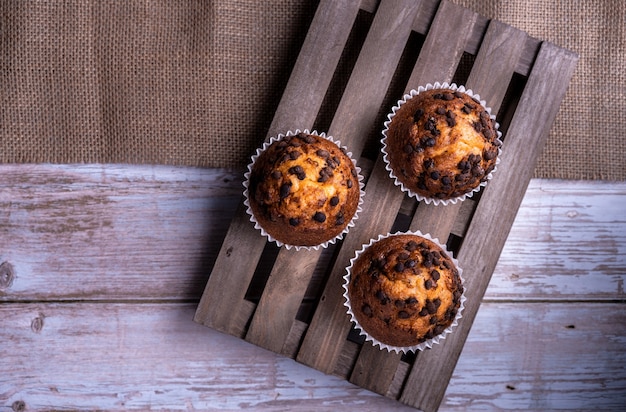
[295, 0, 426, 374]
[193, 0, 362, 335]
[245, 0, 421, 354]
[1, 164, 625, 410]
[400, 41, 580, 411]
[1, 302, 624, 411]
[347, 0, 480, 393]
[2, 168, 621, 305]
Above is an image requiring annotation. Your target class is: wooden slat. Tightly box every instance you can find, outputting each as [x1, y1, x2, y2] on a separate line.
[245, 0, 422, 354]
[193, 0, 362, 335]
[346, 0, 480, 393]
[352, 15, 529, 398]
[400, 41, 579, 411]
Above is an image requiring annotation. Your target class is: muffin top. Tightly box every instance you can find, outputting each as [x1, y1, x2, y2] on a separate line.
[247, 132, 361, 248]
[347, 233, 464, 348]
[383, 88, 500, 201]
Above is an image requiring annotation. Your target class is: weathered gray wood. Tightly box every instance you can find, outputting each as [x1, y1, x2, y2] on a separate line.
[2, 301, 624, 410]
[245, 0, 422, 354]
[296, 0, 427, 373]
[488, 180, 626, 300]
[0, 164, 241, 301]
[193, 0, 362, 335]
[0, 302, 415, 411]
[400, 41, 580, 411]
[1, 167, 621, 303]
[346, 0, 482, 393]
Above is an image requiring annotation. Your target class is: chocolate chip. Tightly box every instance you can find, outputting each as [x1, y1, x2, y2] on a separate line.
[471, 165, 485, 177]
[484, 150, 497, 160]
[395, 299, 405, 308]
[403, 144, 414, 154]
[280, 183, 291, 199]
[405, 241, 418, 251]
[425, 117, 436, 131]
[316, 149, 330, 158]
[318, 174, 329, 183]
[430, 171, 440, 180]
[335, 213, 344, 226]
[424, 137, 436, 147]
[445, 112, 457, 127]
[289, 151, 301, 160]
[424, 158, 434, 169]
[425, 299, 437, 314]
[473, 121, 483, 133]
[302, 134, 316, 144]
[458, 160, 470, 171]
[271, 170, 282, 179]
[413, 108, 424, 122]
[398, 310, 410, 319]
[314, 211, 327, 223]
[430, 270, 440, 280]
[419, 307, 429, 317]
[398, 252, 410, 260]
[433, 298, 441, 309]
[362, 304, 373, 317]
[330, 196, 339, 207]
[346, 179, 353, 189]
[405, 297, 418, 305]
[406, 259, 416, 268]
[376, 290, 390, 305]
[441, 176, 451, 186]
[433, 93, 443, 100]
[289, 165, 305, 179]
[394, 262, 405, 272]
[461, 105, 471, 114]
[424, 279, 434, 290]
[443, 93, 454, 101]
[436, 107, 446, 115]
[454, 91, 464, 98]
[289, 217, 300, 226]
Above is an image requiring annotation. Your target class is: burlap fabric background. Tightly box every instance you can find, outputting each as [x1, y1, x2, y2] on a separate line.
[1, 0, 624, 180]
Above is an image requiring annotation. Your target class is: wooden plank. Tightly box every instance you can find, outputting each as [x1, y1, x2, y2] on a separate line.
[400, 41, 579, 411]
[245, 0, 423, 354]
[193, 0, 362, 335]
[355, 15, 528, 399]
[295, 0, 429, 374]
[346, 0, 481, 393]
[443, 302, 626, 411]
[0, 302, 415, 411]
[0, 164, 241, 301]
[488, 179, 626, 301]
[2, 301, 624, 410]
[2, 167, 622, 303]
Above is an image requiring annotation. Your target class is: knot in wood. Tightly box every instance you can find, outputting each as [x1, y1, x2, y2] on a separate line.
[31, 315, 45, 333]
[12, 400, 26, 412]
[0, 261, 15, 290]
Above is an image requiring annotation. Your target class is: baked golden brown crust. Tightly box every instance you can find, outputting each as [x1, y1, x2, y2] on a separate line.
[384, 88, 500, 200]
[248, 132, 360, 247]
[348, 234, 463, 348]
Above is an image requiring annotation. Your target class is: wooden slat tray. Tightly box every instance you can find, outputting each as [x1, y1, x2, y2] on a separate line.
[194, 0, 578, 410]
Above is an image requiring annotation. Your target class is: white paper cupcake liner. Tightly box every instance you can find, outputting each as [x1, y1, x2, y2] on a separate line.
[243, 129, 365, 251]
[342, 230, 466, 353]
[381, 81, 502, 206]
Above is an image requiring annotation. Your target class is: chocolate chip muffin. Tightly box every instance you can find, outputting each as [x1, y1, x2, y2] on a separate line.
[245, 131, 362, 248]
[382, 86, 501, 203]
[344, 233, 464, 349]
